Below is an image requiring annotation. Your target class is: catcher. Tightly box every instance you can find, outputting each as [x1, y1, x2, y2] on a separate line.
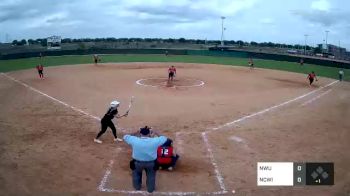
[94, 100, 127, 144]
[156, 138, 179, 171]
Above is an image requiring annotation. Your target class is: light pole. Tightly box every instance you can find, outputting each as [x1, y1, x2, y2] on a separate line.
[325, 30, 330, 53]
[304, 34, 309, 55]
[221, 16, 226, 46]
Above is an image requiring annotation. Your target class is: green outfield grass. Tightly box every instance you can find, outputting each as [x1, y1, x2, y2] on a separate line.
[0, 54, 348, 81]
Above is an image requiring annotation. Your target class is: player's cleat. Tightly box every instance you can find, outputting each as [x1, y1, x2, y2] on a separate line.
[94, 139, 102, 144]
[168, 167, 173, 171]
[114, 138, 123, 142]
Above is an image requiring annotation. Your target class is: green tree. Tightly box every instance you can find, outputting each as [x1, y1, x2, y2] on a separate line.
[314, 47, 322, 54]
[166, 38, 175, 43]
[237, 40, 244, 46]
[62, 38, 72, 43]
[250, 41, 258, 46]
[28, 39, 36, 45]
[12, 40, 18, 45]
[178, 38, 186, 43]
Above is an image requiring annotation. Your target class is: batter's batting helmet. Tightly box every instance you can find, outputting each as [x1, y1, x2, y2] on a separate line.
[110, 100, 120, 108]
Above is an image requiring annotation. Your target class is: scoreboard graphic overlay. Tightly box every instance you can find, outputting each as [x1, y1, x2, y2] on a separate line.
[257, 162, 334, 186]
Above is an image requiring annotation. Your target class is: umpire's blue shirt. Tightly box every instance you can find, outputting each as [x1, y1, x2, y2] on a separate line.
[124, 135, 167, 161]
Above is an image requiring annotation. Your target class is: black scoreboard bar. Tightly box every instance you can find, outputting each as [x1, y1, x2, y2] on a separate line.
[295, 162, 334, 186]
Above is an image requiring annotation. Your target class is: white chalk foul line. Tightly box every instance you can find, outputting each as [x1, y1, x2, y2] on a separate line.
[1, 73, 133, 134]
[201, 132, 227, 192]
[98, 159, 114, 192]
[301, 89, 332, 106]
[1, 73, 102, 121]
[211, 80, 338, 131]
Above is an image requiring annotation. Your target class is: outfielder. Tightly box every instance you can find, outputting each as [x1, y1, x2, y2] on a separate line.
[168, 65, 176, 81]
[36, 64, 44, 79]
[339, 69, 344, 81]
[93, 54, 100, 64]
[249, 58, 254, 69]
[94, 100, 127, 144]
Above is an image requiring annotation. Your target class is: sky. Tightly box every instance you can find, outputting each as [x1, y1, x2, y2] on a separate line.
[0, 0, 350, 50]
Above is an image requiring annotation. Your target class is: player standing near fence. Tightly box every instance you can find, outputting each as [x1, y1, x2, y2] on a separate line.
[339, 70, 344, 81]
[93, 54, 100, 65]
[249, 58, 254, 69]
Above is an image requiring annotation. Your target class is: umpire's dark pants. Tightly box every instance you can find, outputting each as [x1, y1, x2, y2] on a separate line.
[133, 160, 156, 193]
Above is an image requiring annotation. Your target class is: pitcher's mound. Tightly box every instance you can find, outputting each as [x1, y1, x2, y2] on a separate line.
[136, 78, 205, 88]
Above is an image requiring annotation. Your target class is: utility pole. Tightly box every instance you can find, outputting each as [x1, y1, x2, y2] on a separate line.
[338, 40, 341, 59]
[221, 16, 226, 46]
[304, 34, 309, 55]
[325, 30, 329, 52]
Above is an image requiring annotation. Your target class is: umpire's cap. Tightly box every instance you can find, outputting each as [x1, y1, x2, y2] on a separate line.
[140, 126, 150, 136]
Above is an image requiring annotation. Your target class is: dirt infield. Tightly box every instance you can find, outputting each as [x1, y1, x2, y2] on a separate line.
[0, 62, 349, 195]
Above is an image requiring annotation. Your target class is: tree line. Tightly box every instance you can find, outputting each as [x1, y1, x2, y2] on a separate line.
[9, 37, 314, 50]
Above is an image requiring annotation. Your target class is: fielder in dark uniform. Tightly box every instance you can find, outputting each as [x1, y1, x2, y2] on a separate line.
[94, 100, 127, 144]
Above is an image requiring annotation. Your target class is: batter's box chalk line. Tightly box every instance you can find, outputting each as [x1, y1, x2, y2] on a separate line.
[98, 157, 228, 195]
[98, 131, 227, 195]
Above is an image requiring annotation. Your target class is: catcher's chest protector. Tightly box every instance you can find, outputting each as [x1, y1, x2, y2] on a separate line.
[157, 146, 173, 165]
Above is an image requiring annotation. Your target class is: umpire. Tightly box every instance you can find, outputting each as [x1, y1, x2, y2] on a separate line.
[123, 126, 167, 193]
